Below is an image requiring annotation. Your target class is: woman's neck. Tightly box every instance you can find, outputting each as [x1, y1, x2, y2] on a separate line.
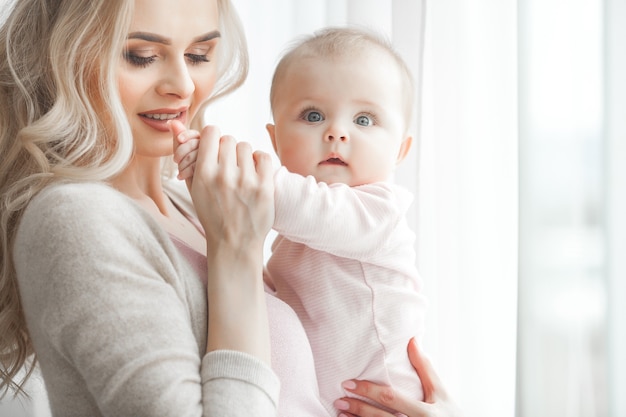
[110, 156, 170, 216]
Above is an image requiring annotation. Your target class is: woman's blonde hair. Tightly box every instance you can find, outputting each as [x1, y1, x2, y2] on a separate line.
[0, 0, 248, 396]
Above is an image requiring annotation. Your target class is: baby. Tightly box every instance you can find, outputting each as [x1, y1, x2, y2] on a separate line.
[175, 26, 427, 416]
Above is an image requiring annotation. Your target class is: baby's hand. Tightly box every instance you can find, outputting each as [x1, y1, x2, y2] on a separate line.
[170, 120, 201, 185]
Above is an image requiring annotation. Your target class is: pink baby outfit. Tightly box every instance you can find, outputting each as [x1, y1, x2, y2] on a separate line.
[266, 167, 427, 415]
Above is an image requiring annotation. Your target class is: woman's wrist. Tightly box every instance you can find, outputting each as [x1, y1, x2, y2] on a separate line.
[205, 243, 271, 363]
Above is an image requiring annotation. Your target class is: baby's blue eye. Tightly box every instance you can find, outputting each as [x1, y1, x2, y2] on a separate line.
[305, 111, 323, 123]
[355, 115, 373, 126]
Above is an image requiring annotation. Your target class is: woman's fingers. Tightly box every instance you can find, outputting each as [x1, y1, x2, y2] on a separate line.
[334, 393, 398, 417]
[253, 150, 275, 187]
[336, 380, 432, 417]
[407, 337, 437, 402]
[195, 125, 222, 176]
[217, 135, 238, 180]
[188, 125, 274, 246]
[336, 338, 463, 417]
[236, 141, 254, 180]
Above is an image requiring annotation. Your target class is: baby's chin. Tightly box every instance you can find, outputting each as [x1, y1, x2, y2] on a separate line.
[314, 174, 355, 187]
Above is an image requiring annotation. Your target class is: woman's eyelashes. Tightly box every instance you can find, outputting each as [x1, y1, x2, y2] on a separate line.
[123, 50, 211, 68]
[185, 53, 210, 64]
[124, 51, 156, 68]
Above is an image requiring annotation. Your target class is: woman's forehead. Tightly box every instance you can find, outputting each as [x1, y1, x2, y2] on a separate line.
[129, 0, 219, 37]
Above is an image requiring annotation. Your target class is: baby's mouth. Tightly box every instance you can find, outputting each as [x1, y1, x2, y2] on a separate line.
[320, 157, 348, 166]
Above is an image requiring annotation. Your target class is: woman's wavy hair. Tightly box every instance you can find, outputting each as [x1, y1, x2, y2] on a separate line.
[0, 0, 248, 396]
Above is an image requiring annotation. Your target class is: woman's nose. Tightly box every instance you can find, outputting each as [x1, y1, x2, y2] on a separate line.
[156, 59, 195, 99]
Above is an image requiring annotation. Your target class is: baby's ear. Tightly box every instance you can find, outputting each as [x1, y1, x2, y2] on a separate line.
[266, 123, 278, 153]
[396, 136, 413, 163]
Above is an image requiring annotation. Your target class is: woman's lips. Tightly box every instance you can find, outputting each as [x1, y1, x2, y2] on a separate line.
[139, 111, 187, 132]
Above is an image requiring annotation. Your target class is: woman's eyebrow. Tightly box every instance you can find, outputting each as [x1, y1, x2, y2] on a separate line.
[193, 31, 221, 43]
[127, 32, 171, 44]
[127, 30, 221, 44]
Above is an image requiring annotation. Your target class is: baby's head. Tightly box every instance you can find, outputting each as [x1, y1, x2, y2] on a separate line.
[267, 27, 415, 186]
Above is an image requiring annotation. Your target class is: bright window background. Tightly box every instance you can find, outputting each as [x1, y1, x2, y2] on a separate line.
[2, 1, 625, 416]
[517, 1, 608, 416]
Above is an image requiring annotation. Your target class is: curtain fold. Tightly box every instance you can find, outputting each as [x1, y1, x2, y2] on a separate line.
[606, 0, 626, 415]
[417, 2, 518, 416]
[517, 0, 621, 416]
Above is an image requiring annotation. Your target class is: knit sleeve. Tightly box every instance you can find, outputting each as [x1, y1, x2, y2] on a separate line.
[272, 167, 414, 258]
[14, 182, 279, 417]
[203, 350, 280, 415]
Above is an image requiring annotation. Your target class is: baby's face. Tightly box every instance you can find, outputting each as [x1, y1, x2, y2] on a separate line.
[267, 49, 411, 186]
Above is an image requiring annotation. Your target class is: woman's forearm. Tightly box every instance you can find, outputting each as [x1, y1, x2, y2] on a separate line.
[206, 243, 271, 364]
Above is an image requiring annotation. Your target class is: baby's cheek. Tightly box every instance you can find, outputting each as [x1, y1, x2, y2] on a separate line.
[279, 149, 310, 175]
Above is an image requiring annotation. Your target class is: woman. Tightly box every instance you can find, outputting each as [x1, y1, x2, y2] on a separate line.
[0, 0, 458, 416]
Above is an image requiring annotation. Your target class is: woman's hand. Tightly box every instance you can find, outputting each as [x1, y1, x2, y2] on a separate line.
[171, 120, 275, 362]
[171, 120, 275, 249]
[334, 338, 462, 417]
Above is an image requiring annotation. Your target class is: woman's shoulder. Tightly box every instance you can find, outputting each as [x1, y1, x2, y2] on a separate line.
[30, 180, 131, 209]
[18, 181, 154, 248]
[23, 181, 139, 226]
[14, 181, 180, 291]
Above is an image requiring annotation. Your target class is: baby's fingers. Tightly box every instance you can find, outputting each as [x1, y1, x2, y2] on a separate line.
[170, 120, 200, 149]
[176, 150, 198, 181]
[174, 139, 200, 178]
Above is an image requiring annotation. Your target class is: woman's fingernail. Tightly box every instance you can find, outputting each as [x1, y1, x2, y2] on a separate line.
[342, 380, 357, 390]
[334, 399, 350, 411]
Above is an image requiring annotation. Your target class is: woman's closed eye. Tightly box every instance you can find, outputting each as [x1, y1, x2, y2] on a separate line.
[123, 50, 211, 68]
[185, 53, 210, 65]
[124, 51, 157, 68]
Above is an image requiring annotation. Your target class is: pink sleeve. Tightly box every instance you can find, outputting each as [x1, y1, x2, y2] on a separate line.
[272, 167, 413, 258]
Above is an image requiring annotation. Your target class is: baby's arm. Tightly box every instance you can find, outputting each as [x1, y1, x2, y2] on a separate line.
[272, 168, 411, 259]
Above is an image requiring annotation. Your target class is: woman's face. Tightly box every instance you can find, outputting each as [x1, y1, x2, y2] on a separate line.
[118, 0, 220, 158]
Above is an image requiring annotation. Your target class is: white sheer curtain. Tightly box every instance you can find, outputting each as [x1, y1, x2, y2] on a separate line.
[517, 0, 625, 416]
[417, 1, 518, 416]
[606, 2, 626, 416]
[517, 1, 605, 415]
